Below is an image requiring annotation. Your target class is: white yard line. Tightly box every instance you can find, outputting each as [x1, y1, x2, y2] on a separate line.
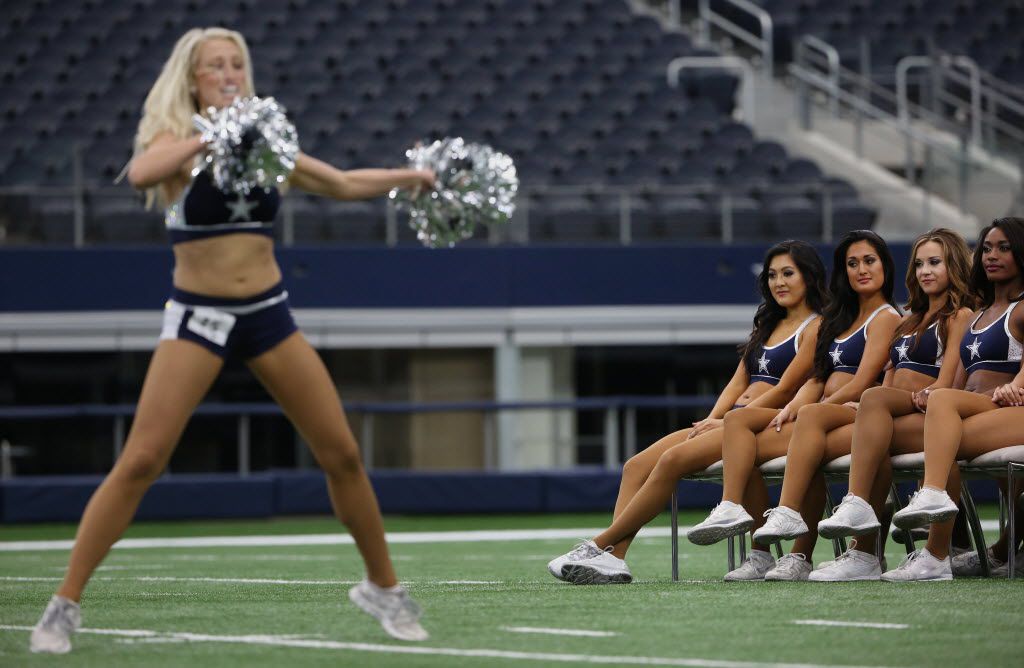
[792, 620, 910, 630]
[0, 624, 900, 668]
[0, 575, 502, 586]
[0, 521, 1000, 553]
[501, 626, 619, 638]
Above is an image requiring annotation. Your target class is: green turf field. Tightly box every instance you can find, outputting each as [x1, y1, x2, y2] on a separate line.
[2, 510, 1021, 667]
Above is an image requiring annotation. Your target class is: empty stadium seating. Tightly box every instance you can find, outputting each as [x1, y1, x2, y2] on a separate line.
[0, 0, 875, 243]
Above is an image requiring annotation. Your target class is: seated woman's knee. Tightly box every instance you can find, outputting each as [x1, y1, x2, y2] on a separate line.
[928, 388, 958, 407]
[859, 385, 887, 408]
[724, 407, 755, 429]
[622, 453, 652, 481]
[796, 402, 825, 419]
[115, 447, 167, 483]
[318, 442, 363, 479]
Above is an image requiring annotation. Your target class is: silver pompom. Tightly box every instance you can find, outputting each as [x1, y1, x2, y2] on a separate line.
[192, 96, 299, 196]
[389, 137, 518, 248]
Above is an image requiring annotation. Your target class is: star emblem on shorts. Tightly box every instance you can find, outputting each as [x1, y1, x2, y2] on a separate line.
[226, 193, 258, 222]
[895, 341, 910, 362]
[966, 337, 982, 359]
[757, 352, 770, 374]
[829, 346, 843, 366]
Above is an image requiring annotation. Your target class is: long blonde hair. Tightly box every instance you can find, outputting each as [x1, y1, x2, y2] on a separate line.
[133, 27, 255, 208]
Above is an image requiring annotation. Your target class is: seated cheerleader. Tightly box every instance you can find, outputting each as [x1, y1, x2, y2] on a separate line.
[809, 229, 975, 580]
[688, 230, 901, 581]
[548, 240, 826, 584]
[883, 218, 1024, 579]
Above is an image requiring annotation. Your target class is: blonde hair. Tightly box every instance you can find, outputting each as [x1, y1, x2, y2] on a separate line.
[133, 27, 255, 208]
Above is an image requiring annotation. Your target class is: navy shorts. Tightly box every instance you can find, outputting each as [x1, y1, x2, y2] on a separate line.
[159, 282, 298, 360]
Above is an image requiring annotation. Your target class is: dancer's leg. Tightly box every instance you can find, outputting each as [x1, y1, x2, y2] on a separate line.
[777, 403, 856, 510]
[848, 387, 916, 499]
[720, 408, 785, 503]
[593, 429, 725, 555]
[248, 332, 396, 587]
[57, 341, 223, 601]
[921, 389, 1004, 490]
[614, 428, 694, 520]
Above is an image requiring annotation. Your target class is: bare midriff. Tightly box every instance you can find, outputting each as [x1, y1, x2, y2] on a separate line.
[888, 368, 936, 393]
[172, 234, 281, 298]
[821, 371, 857, 402]
[964, 369, 1014, 397]
[163, 175, 283, 298]
[734, 380, 774, 406]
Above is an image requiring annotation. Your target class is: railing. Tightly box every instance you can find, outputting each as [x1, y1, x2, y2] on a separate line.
[695, 0, 773, 77]
[0, 396, 717, 478]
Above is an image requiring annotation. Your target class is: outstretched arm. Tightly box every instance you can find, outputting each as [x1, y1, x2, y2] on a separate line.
[289, 153, 435, 201]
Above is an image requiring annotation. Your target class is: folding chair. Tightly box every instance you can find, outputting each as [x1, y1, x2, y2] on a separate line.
[959, 445, 1024, 580]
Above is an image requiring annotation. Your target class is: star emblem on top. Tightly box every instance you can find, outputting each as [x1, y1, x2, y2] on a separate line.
[829, 346, 843, 366]
[895, 341, 910, 362]
[226, 193, 258, 222]
[757, 352, 770, 374]
[966, 337, 982, 360]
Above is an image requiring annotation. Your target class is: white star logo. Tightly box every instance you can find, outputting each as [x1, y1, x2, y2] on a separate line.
[829, 346, 843, 366]
[895, 341, 910, 362]
[757, 352, 770, 374]
[226, 193, 258, 222]
[966, 337, 982, 360]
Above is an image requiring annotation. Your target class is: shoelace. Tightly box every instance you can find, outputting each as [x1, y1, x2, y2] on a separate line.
[897, 550, 923, 569]
[40, 600, 76, 634]
[776, 553, 807, 570]
[568, 541, 600, 559]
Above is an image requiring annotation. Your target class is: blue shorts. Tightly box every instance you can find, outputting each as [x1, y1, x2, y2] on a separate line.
[159, 282, 298, 360]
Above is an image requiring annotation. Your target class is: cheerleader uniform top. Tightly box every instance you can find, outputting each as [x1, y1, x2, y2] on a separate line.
[959, 300, 1024, 375]
[826, 304, 899, 375]
[165, 169, 280, 244]
[889, 321, 943, 378]
[744, 314, 819, 385]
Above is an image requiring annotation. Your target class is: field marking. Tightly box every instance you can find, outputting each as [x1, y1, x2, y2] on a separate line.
[0, 624, 901, 668]
[0, 522, 999, 552]
[792, 620, 910, 630]
[501, 626, 619, 638]
[0, 575, 502, 587]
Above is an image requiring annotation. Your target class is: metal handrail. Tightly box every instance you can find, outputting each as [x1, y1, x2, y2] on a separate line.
[897, 55, 981, 147]
[795, 36, 839, 114]
[0, 395, 718, 475]
[697, 0, 773, 77]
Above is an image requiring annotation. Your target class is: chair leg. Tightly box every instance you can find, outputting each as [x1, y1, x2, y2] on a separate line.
[671, 490, 679, 582]
[738, 532, 747, 564]
[960, 481, 990, 578]
[773, 542, 784, 558]
[890, 482, 917, 555]
[823, 484, 846, 557]
[1008, 463, 1017, 580]
[727, 536, 736, 572]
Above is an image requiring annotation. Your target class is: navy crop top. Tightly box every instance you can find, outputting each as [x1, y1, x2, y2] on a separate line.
[827, 304, 899, 375]
[165, 170, 280, 244]
[959, 301, 1023, 375]
[745, 314, 818, 385]
[889, 321, 943, 378]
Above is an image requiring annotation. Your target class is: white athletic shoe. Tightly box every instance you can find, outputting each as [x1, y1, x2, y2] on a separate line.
[751, 506, 808, 544]
[562, 548, 633, 585]
[547, 540, 604, 581]
[817, 494, 880, 539]
[348, 579, 429, 641]
[808, 541, 882, 581]
[891, 487, 958, 529]
[724, 549, 776, 581]
[951, 547, 1002, 577]
[29, 595, 80, 654]
[764, 553, 813, 581]
[990, 550, 1024, 578]
[687, 501, 754, 546]
[880, 548, 952, 582]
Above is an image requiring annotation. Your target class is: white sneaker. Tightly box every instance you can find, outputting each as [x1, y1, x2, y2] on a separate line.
[29, 595, 80, 654]
[817, 554, 888, 573]
[547, 540, 604, 581]
[687, 501, 754, 546]
[348, 579, 429, 641]
[724, 549, 776, 581]
[951, 547, 1002, 577]
[990, 550, 1024, 578]
[752, 506, 808, 544]
[808, 541, 882, 581]
[764, 553, 813, 581]
[880, 548, 952, 582]
[891, 487, 958, 529]
[562, 548, 633, 585]
[817, 494, 880, 539]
